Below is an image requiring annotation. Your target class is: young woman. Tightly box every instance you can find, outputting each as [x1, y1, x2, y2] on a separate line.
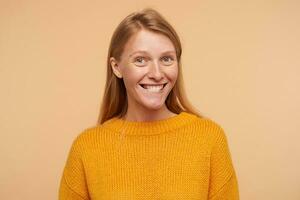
[59, 8, 239, 200]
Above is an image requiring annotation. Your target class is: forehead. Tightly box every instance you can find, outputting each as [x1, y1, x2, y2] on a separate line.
[123, 30, 175, 55]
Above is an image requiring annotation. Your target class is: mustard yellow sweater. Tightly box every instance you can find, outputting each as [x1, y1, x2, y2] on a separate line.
[59, 112, 239, 199]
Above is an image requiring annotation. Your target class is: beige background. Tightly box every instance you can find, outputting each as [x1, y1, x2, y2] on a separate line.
[1, 0, 299, 199]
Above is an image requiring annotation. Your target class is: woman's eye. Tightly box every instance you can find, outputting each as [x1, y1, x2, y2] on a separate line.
[161, 56, 174, 64]
[134, 57, 147, 65]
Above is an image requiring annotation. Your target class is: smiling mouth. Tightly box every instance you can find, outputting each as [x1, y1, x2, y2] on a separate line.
[139, 83, 167, 92]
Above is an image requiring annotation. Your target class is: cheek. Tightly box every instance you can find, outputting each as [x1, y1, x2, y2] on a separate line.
[166, 66, 179, 82]
[122, 67, 145, 86]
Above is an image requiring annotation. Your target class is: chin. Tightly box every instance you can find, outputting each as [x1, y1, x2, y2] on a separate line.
[140, 99, 166, 111]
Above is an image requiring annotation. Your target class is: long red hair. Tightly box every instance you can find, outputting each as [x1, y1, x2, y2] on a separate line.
[97, 8, 204, 124]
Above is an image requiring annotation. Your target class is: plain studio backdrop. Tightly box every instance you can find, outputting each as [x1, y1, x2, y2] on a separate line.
[1, 0, 299, 199]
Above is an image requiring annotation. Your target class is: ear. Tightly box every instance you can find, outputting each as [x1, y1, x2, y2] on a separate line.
[110, 57, 123, 79]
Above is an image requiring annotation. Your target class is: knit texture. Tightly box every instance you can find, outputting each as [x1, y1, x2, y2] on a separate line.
[58, 111, 239, 199]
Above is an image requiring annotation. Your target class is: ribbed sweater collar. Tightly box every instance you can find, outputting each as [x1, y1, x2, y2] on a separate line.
[102, 111, 198, 136]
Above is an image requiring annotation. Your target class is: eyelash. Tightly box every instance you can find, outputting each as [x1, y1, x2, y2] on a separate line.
[135, 56, 174, 64]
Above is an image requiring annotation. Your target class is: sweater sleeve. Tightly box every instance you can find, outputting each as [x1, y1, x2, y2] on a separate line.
[208, 124, 239, 200]
[58, 134, 90, 200]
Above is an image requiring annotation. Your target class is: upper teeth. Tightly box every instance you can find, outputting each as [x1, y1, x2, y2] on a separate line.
[144, 84, 164, 89]
[141, 84, 164, 92]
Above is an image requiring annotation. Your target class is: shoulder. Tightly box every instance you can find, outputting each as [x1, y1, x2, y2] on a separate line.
[187, 112, 225, 133]
[186, 113, 229, 145]
[68, 124, 109, 152]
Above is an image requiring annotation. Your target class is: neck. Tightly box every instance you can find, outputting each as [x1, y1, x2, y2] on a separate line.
[103, 111, 197, 136]
[123, 104, 176, 122]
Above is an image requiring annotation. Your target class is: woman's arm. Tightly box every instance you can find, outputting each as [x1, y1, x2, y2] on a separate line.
[58, 134, 90, 200]
[207, 124, 240, 200]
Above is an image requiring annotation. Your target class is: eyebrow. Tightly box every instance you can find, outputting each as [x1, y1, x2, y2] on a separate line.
[129, 50, 176, 57]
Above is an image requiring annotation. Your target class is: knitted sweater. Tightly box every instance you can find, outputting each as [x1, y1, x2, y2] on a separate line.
[59, 111, 239, 199]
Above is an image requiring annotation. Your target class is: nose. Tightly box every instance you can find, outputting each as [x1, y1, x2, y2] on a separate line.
[148, 61, 163, 81]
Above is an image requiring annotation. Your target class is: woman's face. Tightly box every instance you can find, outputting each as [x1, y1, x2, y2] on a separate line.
[110, 30, 178, 112]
